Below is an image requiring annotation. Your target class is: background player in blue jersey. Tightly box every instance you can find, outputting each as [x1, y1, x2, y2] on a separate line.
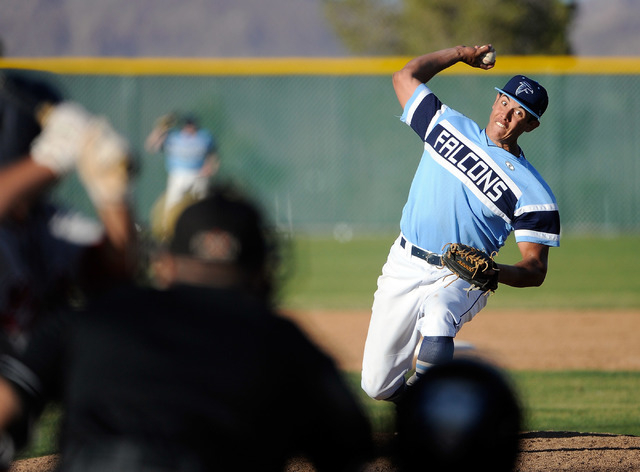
[145, 113, 219, 240]
[361, 45, 560, 403]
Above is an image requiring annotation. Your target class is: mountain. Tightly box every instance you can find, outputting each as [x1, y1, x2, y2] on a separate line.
[0, 0, 639, 57]
[570, 0, 640, 56]
[0, 0, 347, 57]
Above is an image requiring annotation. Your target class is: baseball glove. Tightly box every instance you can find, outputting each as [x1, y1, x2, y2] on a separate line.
[441, 243, 499, 294]
[154, 112, 178, 132]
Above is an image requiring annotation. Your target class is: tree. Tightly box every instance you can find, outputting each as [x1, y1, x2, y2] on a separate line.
[323, 0, 576, 55]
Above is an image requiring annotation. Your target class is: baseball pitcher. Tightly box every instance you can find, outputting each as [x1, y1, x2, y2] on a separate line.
[361, 45, 560, 403]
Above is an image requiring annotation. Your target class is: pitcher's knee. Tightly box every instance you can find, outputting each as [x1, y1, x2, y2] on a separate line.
[361, 372, 403, 401]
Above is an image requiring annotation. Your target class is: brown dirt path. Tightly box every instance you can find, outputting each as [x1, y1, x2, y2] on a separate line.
[11, 309, 640, 472]
[283, 308, 640, 372]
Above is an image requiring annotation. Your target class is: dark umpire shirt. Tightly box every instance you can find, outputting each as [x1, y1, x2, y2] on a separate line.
[10, 283, 374, 472]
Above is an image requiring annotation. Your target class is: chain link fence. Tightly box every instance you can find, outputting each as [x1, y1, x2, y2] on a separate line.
[3, 58, 639, 237]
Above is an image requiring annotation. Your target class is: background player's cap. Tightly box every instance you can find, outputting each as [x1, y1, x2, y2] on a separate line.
[495, 75, 548, 120]
[169, 185, 268, 269]
[183, 114, 198, 126]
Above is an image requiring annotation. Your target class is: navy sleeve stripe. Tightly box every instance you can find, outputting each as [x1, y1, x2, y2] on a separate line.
[407, 93, 443, 139]
[513, 209, 561, 235]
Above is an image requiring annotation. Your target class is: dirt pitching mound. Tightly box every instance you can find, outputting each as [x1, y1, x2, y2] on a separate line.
[13, 433, 640, 472]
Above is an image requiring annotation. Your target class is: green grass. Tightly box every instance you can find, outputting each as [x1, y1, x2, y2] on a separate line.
[511, 371, 640, 435]
[280, 234, 640, 311]
[492, 235, 640, 310]
[343, 370, 640, 437]
[280, 235, 390, 310]
[16, 404, 62, 460]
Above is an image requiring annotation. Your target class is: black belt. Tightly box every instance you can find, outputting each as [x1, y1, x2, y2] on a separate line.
[400, 237, 442, 266]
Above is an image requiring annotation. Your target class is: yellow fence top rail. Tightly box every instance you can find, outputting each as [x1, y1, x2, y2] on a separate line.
[1, 56, 640, 75]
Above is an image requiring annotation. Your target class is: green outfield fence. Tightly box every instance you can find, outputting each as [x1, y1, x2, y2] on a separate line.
[2, 56, 639, 236]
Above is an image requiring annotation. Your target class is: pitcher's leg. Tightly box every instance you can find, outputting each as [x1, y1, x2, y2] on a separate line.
[361, 239, 426, 401]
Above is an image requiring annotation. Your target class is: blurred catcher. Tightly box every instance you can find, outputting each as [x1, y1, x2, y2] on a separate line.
[0, 70, 137, 468]
[0, 184, 374, 472]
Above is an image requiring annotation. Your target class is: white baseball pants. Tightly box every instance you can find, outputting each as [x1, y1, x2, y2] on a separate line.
[361, 234, 488, 400]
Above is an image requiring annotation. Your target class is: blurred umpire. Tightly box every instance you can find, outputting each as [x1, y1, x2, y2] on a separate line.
[0, 70, 137, 465]
[0, 184, 374, 471]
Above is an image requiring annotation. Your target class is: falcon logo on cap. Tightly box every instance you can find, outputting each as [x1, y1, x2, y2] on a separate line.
[515, 81, 534, 96]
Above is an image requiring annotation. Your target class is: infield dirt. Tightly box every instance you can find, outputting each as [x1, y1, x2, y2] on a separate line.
[10, 309, 640, 472]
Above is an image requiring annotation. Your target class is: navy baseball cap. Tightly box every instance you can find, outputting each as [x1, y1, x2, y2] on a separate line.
[495, 75, 548, 120]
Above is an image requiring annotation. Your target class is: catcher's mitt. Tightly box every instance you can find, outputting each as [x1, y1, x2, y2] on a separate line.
[441, 243, 499, 294]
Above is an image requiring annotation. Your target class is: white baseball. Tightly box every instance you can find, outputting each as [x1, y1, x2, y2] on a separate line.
[482, 47, 496, 65]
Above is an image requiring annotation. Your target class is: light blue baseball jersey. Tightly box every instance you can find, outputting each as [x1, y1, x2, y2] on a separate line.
[163, 129, 216, 172]
[399, 84, 560, 254]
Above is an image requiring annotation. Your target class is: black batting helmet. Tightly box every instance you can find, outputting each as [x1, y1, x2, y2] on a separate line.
[0, 71, 63, 168]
